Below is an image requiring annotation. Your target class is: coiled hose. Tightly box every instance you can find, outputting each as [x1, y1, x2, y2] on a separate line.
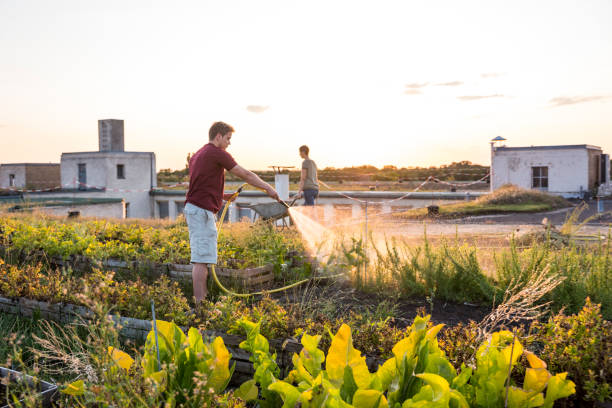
[209, 184, 331, 297]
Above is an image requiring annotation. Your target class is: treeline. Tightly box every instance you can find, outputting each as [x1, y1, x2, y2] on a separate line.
[158, 158, 489, 185]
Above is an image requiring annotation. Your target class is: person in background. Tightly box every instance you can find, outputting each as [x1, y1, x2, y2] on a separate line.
[184, 121, 280, 302]
[297, 145, 319, 206]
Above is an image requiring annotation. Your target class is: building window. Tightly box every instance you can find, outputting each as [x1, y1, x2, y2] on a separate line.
[9, 174, 15, 187]
[532, 166, 548, 189]
[158, 201, 169, 218]
[175, 202, 185, 215]
[78, 163, 87, 190]
[117, 164, 125, 179]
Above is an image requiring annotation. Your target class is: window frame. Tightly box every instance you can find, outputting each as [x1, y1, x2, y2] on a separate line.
[531, 166, 549, 189]
[117, 164, 125, 179]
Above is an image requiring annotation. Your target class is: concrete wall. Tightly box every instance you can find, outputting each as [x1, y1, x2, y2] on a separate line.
[587, 149, 601, 189]
[151, 190, 472, 220]
[60, 151, 156, 218]
[25, 164, 60, 189]
[98, 119, 124, 152]
[0, 165, 26, 188]
[491, 147, 591, 197]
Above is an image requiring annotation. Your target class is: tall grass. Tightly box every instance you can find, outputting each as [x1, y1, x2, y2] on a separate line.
[495, 232, 611, 318]
[335, 230, 611, 318]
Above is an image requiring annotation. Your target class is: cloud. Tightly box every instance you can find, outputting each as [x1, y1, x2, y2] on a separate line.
[435, 81, 463, 86]
[457, 94, 505, 101]
[405, 82, 429, 89]
[548, 95, 609, 107]
[246, 105, 270, 113]
[481, 72, 504, 78]
[404, 89, 423, 95]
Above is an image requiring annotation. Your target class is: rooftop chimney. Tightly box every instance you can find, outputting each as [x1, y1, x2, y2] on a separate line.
[98, 119, 124, 152]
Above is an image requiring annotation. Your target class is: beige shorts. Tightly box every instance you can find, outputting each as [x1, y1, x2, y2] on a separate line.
[184, 203, 218, 264]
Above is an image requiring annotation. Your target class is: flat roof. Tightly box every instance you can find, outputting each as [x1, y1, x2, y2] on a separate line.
[0, 163, 60, 167]
[496, 144, 602, 152]
[61, 151, 154, 155]
[0, 196, 123, 205]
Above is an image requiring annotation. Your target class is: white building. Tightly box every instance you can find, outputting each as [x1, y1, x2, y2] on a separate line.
[490, 138, 611, 198]
[1, 120, 157, 219]
[58, 119, 156, 218]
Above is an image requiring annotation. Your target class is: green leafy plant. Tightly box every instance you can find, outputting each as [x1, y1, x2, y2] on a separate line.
[64, 319, 234, 407]
[238, 315, 576, 408]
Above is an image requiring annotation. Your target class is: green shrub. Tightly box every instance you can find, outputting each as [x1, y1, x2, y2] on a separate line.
[530, 299, 612, 406]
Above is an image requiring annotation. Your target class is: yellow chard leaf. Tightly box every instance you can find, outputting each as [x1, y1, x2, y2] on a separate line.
[501, 337, 523, 367]
[524, 367, 550, 393]
[525, 351, 547, 369]
[108, 346, 134, 371]
[207, 336, 232, 392]
[543, 373, 576, 408]
[353, 389, 389, 408]
[325, 324, 371, 389]
[62, 380, 85, 396]
[415, 373, 451, 404]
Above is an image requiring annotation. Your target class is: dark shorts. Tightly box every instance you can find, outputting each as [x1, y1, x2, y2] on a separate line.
[303, 189, 319, 206]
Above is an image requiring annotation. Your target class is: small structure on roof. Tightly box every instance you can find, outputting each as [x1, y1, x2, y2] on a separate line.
[490, 138, 611, 198]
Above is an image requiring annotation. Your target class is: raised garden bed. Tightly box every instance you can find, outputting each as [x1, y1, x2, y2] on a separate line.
[169, 263, 275, 287]
[1, 244, 281, 288]
[0, 367, 57, 408]
[0, 295, 384, 385]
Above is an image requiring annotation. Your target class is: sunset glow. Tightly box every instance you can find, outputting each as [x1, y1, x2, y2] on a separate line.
[1, 0, 611, 170]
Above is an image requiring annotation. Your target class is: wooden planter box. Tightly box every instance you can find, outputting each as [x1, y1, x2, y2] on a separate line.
[0, 367, 57, 408]
[1, 295, 385, 387]
[168, 263, 274, 287]
[216, 264, 274, 286]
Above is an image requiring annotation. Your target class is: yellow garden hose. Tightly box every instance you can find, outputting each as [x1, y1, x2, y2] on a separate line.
[209, 184, 323, 297]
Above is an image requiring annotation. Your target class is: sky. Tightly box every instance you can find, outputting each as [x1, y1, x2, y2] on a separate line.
[1, 0, 611, 171]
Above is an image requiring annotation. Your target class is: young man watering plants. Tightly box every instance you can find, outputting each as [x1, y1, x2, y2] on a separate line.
[297, 145, 319, 205]
[184, 121, 280, 302]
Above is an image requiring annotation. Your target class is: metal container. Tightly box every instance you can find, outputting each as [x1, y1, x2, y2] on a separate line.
[0, 367, 57, 408]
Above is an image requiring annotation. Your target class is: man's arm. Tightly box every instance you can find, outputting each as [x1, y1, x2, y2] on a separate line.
[229, 165, 280, 201]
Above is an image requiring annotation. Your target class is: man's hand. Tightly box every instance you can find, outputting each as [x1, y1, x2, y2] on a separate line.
[265, 186, 280, 202]
[296, 191, 303, 199]
[223, 193, 238, 202]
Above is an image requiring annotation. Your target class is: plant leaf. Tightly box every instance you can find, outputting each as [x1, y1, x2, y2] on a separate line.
[353, 389, 389, 408]
[235, 379, 259, 402]
[326, 324, 371, 389]
[108, 346, 134, 371]
[62, 380, 85, 396]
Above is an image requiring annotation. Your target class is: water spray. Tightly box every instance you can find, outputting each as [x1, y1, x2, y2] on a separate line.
[209, 184, 338, 297]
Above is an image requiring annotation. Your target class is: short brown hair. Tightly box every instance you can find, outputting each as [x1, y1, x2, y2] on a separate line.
[299, 145, 309, 155]
[209, 121, 235, 141]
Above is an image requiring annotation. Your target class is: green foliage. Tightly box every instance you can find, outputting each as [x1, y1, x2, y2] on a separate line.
[64, 319, 234, 407]
[237, 318, 282, 407]
[237, 315, 575, 408]
[0, 260, 191, 324]
[346, 237, 496, 305]
[530, 299, 612, 405]
[495, 237, 612, 319]
[0, 215, 305, 269]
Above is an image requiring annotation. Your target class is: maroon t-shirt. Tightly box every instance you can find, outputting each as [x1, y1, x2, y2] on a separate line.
[185, 143, 237, 213]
